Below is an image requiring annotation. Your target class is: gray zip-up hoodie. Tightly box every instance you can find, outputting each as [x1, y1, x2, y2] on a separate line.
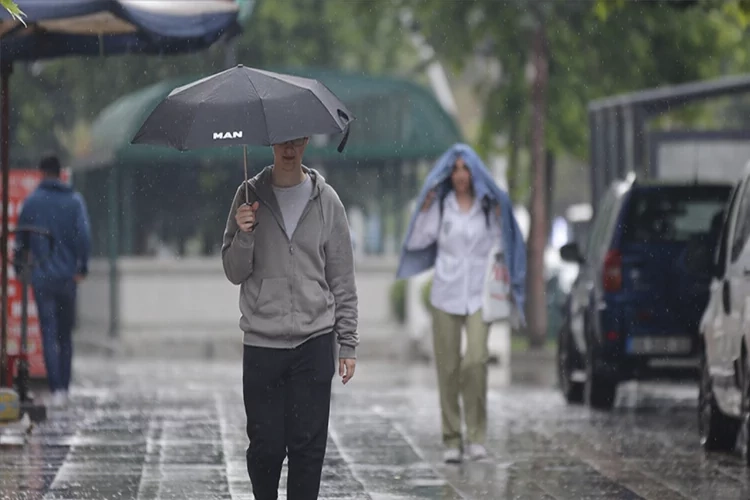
[221, 166, 358, 358]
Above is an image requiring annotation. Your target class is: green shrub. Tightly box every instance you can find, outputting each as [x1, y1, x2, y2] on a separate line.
[389, 279, 407, 323]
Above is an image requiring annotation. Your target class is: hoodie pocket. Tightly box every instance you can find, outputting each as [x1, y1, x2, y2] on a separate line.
[298, 279, 330, 319]
[252, 277, 289, 320]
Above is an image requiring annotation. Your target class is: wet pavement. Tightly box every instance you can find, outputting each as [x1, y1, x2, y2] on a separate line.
[2, 355, 750, 499]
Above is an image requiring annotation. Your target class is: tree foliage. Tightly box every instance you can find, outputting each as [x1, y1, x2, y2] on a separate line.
[396, 0, 750, 162]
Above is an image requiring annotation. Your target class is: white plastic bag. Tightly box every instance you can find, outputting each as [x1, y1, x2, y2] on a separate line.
[482, 245, 512, 323]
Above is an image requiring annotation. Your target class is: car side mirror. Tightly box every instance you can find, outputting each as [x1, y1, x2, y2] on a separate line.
[560, 242, 584, 264]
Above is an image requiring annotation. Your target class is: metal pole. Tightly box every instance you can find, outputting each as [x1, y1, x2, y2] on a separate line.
[606, 107, 617, 186]
[0, 61, 11, 386]
[18, 243, 29, 400]
[623, 105, 634, 176]
[122, 167, 134, 255]
[589, 109, 599, 211]
[632, 106, 647, 178]
[615, 106, 627, 179]
[589, 109, 602, 214]
[107, 165, 119, 338]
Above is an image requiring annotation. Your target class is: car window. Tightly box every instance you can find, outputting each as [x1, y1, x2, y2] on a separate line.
[621, 186, 731, 245]
[586, 189, 615, 261]
[602, 190, 626, 246]
[731, 179, 750, 262]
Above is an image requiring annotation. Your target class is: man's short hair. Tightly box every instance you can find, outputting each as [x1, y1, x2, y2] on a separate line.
[39, 154, 61, 176]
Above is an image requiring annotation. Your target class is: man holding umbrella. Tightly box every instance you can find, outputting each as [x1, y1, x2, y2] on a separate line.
[132, 65, 359, 500]
[222, 136, 358, 499]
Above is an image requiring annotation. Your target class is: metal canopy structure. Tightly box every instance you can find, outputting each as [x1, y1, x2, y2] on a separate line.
[588, 73, 750, 211]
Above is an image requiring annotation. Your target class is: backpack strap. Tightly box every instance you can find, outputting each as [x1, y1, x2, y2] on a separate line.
[481, 196, 491, 228]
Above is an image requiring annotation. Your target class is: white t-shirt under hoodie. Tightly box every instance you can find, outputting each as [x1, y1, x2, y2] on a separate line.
[272, 174, 313, 239]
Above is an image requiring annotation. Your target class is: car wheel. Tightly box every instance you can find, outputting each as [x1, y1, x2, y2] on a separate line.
[585, 345, 617, 411]
[557, 326, 584, 404]
[699, 348, 738, 452]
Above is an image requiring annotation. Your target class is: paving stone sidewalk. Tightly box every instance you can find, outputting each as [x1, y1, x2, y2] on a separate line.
[1, 357, 748, 499]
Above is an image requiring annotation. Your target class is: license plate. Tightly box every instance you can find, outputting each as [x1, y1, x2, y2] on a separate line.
[626, 336, 692, 355]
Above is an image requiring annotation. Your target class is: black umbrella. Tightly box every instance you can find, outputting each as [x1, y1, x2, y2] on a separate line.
[131, 64, 355, 203]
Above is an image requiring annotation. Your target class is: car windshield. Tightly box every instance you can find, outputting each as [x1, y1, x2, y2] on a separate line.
[621, 186, 731, 243]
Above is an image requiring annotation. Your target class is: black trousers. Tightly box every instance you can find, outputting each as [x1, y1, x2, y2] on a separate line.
[243, 333, 335, 500]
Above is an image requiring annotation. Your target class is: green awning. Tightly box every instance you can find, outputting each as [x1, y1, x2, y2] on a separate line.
[73, 67, 462, 170]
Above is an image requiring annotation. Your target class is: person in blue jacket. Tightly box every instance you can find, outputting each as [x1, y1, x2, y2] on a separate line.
[397, 143, 526, 463]
[15, 154, 91, 408]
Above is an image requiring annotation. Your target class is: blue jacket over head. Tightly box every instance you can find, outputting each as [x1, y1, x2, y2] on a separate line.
[14, 178, 91, 289]
[396, 143, 527, 325]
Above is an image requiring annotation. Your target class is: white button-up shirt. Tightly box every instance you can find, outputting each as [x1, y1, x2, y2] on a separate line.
[406, 192, 502, 316]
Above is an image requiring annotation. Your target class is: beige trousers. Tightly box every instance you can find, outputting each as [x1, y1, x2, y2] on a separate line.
[431, 307, 490, 449]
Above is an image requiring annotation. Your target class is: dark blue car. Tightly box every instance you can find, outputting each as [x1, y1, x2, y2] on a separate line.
[557, 176, 732, 410]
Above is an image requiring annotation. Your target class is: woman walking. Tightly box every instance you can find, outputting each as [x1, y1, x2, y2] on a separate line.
[397, 143, 527, 464]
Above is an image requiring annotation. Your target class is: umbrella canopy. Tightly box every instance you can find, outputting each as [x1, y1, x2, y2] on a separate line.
[0, 0, 241, 59]
[131, 64, 355, 153]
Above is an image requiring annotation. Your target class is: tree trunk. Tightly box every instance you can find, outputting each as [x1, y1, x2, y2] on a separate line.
[546, 150, 555, 230]
[507, 119, 520, 201]
[525, 21, 549, 349]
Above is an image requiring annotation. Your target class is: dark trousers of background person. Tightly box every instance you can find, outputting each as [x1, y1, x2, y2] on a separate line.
[243, 332, 335, 500]
[33, 280, 77, 393]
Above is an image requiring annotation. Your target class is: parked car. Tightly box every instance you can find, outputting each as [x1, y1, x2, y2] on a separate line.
[699, 163, 750, 462]
[557, 175, 732, 410]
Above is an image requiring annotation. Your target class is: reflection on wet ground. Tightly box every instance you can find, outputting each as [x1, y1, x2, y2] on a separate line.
[1, 356, 748, 499]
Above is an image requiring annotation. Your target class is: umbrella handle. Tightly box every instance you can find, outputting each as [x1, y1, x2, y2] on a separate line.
[242, 147, 259, 231]
[243, 145, 249, 204]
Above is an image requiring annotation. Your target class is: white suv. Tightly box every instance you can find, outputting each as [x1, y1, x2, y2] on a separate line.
[699, 162, 750, 463]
